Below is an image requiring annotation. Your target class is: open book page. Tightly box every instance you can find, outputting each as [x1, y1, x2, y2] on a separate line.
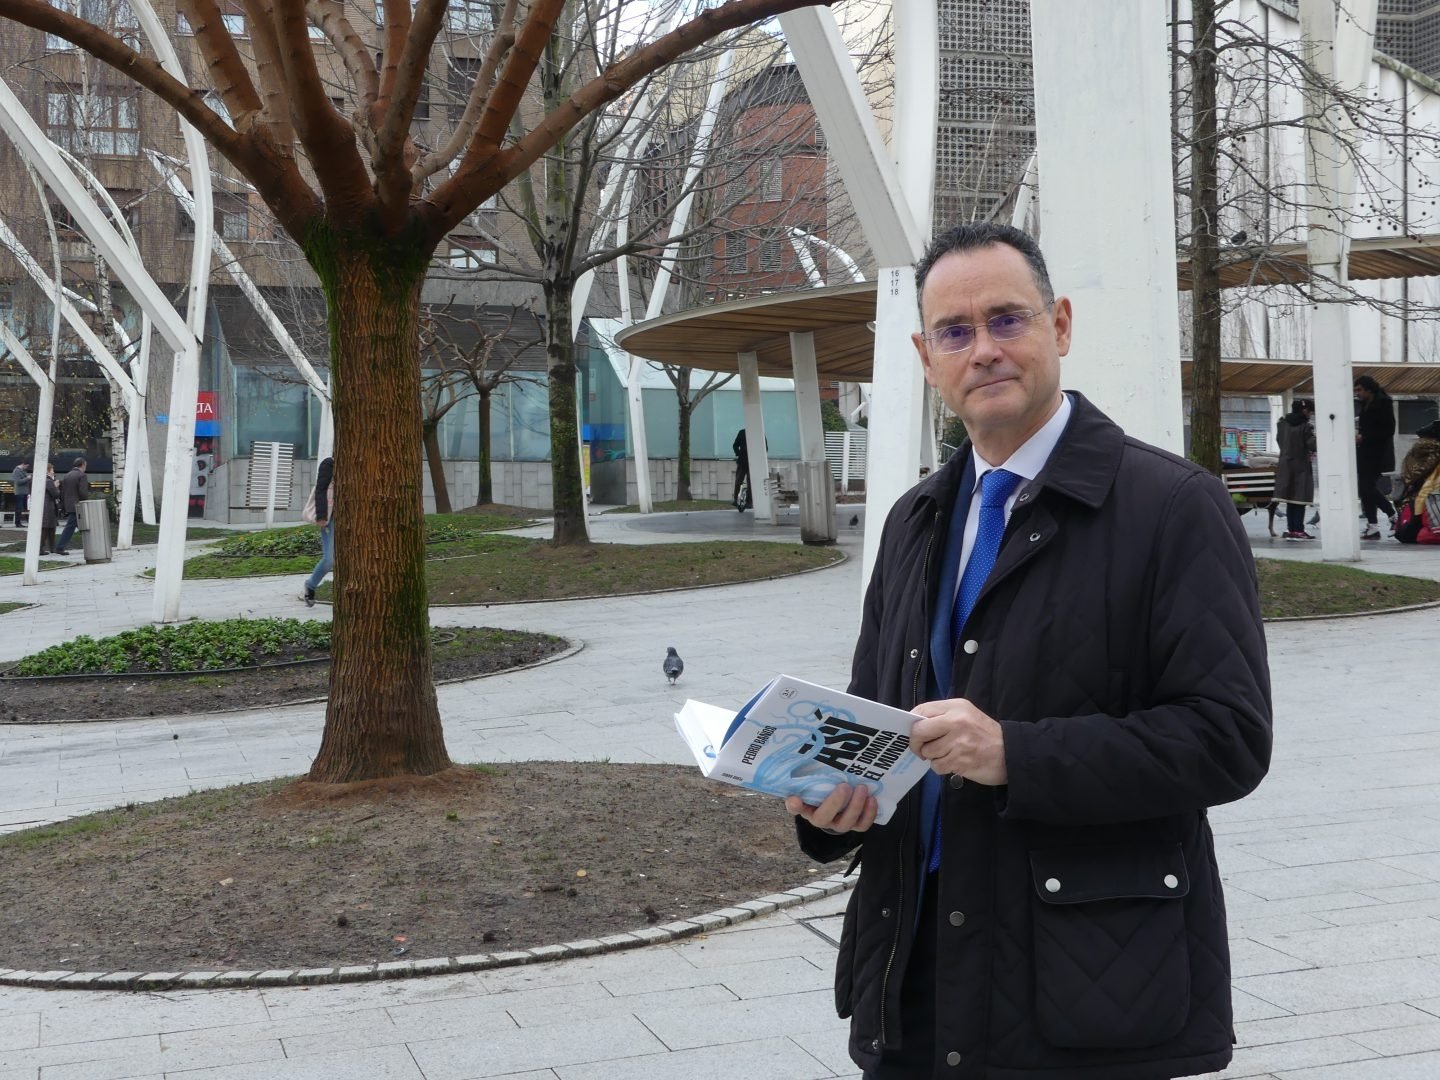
[674, 674, 929, 825]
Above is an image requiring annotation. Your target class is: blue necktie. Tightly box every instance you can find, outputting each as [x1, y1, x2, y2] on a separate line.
[925, 467, 1024, 874]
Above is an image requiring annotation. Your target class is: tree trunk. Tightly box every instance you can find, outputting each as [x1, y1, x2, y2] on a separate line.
[1189, 0, 1223, 476]
[306, 233, 451, 783]
[423, 421, 452, 513]
[676, 378, 693, 502]
[476, 387, 493, 506]
[544, 281, 588, 545]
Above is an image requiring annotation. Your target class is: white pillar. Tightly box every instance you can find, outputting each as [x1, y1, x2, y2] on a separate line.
[737, 351, 772, 522]
[626, 356, 653, 512]
[1300, 0, 1375, 563]
[1030, 0, 1184, 453]
[779, 6, 929, 592]
[790, 331, 826, 462]
[0, 324, 55, 585]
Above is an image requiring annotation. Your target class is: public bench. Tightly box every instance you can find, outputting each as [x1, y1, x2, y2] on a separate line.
[1222, 469, 1280, 535]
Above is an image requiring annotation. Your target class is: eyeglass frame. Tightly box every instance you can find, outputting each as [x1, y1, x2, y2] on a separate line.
[918, 304, 1056, 355]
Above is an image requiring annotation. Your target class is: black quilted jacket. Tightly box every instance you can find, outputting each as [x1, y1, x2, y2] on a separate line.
[799, 394, 1272, 1080]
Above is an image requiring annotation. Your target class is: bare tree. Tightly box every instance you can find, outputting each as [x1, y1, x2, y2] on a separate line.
[0, 0, 839, 784]
[1171, 0, 1440, 473]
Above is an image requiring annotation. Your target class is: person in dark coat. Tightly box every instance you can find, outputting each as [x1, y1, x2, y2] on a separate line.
[1353, 375, 1396, 538]
[732, 428, 752, 511]
[38, 463, 61, 554]
[1273, 398, 1315, 540]
[54, 457, 89, 555]
[787, 223, 1272, 1080]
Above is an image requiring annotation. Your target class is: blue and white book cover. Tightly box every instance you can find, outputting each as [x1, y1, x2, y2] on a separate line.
[674, 675, 928, 825]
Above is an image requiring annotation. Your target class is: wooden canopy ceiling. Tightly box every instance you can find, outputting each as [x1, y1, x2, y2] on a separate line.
[1175, 231, 1440, 289]
[1182, 358, 1440, 395]
[615, 281, 879, 380]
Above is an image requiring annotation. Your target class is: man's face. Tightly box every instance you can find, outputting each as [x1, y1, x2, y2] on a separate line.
[913, 243, 1071, 452]
[1353, 384, 1371, 404]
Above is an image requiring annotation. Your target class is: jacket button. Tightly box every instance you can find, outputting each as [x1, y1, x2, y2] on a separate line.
[1029, 531, 1041, 542]
[872, 1039, 881, 1052]
[949, 910, 965, 926]
[1045, 877, 1062, 893]
[909, 648, 919, 659]
[946, 1051, 962, 1066]
[881, 907, 891, 918]
[962, 639, 978, 655]
[1018, 491, 1030, 502]
[948, 774, 965, 790]
[1164, 874, 1179, 889]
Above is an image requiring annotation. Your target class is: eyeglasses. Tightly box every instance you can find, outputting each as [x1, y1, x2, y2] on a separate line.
[922, 308, 1050, 355]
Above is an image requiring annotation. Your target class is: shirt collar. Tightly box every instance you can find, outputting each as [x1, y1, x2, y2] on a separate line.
[971, 392, 1073, 483]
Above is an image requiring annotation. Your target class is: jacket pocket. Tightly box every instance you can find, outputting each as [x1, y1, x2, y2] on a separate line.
[835, 885, 859, 1018]
[1028, 843, 1190, 1049]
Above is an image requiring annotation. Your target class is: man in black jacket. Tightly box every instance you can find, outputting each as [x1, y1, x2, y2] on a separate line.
[54, 458, 89, 556]
[788, 223, 1272, 1080]
[1353, 375, 1396, 539]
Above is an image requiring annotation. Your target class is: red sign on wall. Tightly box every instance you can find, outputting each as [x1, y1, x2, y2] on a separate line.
[196, 391, 218, 418]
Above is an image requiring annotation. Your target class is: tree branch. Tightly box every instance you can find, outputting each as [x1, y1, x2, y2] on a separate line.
[429, 0, 839, 238]
[411, 0, 520, 184]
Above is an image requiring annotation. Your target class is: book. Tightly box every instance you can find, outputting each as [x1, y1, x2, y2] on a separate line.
[674, 674, 929, 825]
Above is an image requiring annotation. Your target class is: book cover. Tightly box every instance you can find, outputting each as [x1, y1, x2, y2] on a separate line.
[674, 674, 929, 825]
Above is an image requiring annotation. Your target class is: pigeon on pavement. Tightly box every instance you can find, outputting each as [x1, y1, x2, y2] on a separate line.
[663, 647, 684, 685]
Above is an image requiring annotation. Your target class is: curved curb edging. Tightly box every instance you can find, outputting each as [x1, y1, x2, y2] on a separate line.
[0, 869, 857, 992]
[1263, 597, 1440, 623]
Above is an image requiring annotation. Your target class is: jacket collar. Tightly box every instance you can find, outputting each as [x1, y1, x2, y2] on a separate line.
[907, 391, 1124, 519]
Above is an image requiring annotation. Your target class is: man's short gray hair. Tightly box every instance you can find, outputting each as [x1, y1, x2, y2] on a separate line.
[914, 223, 1055, 321]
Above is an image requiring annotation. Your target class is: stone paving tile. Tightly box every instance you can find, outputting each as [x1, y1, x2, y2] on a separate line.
[600, 955, 829, 1002]
[1256, 917, 1440, 967]
[408, 1015, 665, 1080]
[0, 1013, 37, 1053]
[1219, 1037, 1379, 1078]
[0, 1033, 158, 1073]
[551, 1036, 835, 1080]
[507, 984, 736, 1030]
[37, 1033, 286, 1080]
[637, 989, 838, 1051]
[1234, 1004, 1437, 1048]
[169, 1042, 425, 1079]
[671, 923, 836, 970]
[1274, 1050, 1440, 1078]
[1223, 862, 1434, 902]
[1237, 957, 1440, 1014]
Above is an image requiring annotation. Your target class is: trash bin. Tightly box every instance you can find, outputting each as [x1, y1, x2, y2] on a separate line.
[796, 459, 837, 545]
[78, 499, 112, 563]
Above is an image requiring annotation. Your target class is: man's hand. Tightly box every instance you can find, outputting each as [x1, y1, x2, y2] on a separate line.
[910, 698, 1008, 786]
[786, 782, 878, 834]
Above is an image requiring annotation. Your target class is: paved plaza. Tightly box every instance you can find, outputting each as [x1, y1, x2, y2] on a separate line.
[1, 507, 1440, 1079]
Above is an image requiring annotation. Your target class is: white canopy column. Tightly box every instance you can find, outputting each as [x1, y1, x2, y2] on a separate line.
[737, 351, 772, 522]
[1300, 0, 1377, 563]
[780, 5, 930, 590]
[1030, 0, 1184, 453]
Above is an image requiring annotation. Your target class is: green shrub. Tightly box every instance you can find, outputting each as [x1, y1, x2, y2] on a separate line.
[10, 618, 333, 676]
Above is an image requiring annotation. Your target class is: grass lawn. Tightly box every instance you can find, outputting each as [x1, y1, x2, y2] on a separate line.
[314, 533, 843, 604]
[0, 556, 68, 576]
[1255, 557, 1440, 618]
[124, 523, 239, 545]
[0, 601, 30, 614]
[603, 499, 735, 514]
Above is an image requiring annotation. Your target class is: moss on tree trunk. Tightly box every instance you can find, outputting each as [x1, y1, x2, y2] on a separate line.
[304, 230, 452, 783]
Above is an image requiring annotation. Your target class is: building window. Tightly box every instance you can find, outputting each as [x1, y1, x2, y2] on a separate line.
[221, 12, 246, 35]
[758, 158, 782, 202]
[448, 57, 482, 120]
[217, 194, 249, 241]
[447, 0, 491, 33]
[413, 82, 431, 120]
[177, 11, 191, 33]
[759, 232, 783, 272]
[46, 88, 140, 156]
[725, 233, 748, 275]
[447, 237, 496, 268]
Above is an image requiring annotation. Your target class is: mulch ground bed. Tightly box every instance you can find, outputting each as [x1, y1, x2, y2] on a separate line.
[0, 628, 567, 724]
[0, 763, 822, 972]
